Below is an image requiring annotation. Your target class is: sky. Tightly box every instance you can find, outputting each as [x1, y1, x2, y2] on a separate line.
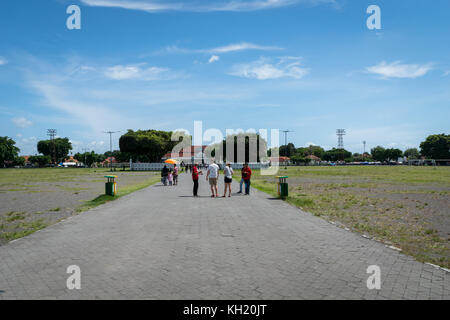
[0, 0, 449, 155]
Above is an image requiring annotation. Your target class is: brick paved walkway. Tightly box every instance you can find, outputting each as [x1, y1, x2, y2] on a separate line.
[0, 174, 448, 299]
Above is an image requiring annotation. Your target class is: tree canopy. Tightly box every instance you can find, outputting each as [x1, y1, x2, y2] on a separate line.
[404, 148, 420, 159]
[385, 148, 403, 161]
[370, 146, 386, 162]
[322, 148, 352, 162]
[0, 136, 20, 166]
[370, 146, 403, 162]
[296, 145, 325, 159]
[279, 143, 296, 157]
[420, 134, 450, 160]
[119, 129, 188, 162]
[37, 138, 72, 163]
[28, 155, 51, 167]
[74, 151, 106, 167]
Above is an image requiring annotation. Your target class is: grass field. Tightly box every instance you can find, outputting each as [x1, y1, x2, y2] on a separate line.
[0, 168, 160, 244]
[247, 166, 450, 268]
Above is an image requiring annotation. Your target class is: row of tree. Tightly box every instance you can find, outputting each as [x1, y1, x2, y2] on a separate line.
[1, 133, 449, 167]
[276, 134, 449, 163]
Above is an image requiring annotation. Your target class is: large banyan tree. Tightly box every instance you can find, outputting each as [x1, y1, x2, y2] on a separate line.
[120, 129, 174, 162]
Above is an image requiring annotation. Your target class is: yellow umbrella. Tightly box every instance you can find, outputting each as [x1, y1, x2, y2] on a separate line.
[165, 159, 177, 164]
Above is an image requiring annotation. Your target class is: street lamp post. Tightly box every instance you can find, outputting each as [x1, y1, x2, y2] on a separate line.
[363, 141, 366, 161]
[104, 131, 120, 172]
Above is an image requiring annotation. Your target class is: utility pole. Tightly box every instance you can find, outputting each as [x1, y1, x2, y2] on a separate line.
[104, 131, 120, 172]
[281, 130, 294, 157]
[82, 148, 88, 167]
[47, 129, 57, 165]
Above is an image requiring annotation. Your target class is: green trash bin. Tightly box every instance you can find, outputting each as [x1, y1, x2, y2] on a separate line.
[277, 176, 289, 199]
[105, 175, 117, 196]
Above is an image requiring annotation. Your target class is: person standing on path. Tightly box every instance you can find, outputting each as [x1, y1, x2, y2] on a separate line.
[223, 163, 234, 197]
[242, 163, 252, 195]
[173, 164, 179, 185]
[192, 163, 202, 197]
[237, 166, 245, 194]
[161, 165, 169, 186]
[206, 160, 220, 198]
[168, 169, 173, 186]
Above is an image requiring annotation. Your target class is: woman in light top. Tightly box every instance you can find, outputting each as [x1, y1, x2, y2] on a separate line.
[223, 163, 234, 197]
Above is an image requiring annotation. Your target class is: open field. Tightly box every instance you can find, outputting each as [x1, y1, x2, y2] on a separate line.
[247, 166, 450, 268]
[0, 168, 160, 245]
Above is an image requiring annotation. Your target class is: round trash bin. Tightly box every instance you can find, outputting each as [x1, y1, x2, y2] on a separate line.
[277, 176, 289, 199]
[105, 175, 117, 196]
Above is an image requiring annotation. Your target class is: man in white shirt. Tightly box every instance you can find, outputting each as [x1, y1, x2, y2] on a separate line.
[206, 160, 220, 197]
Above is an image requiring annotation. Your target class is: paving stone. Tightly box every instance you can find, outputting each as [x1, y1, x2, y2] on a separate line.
[0, 174, 448, 299]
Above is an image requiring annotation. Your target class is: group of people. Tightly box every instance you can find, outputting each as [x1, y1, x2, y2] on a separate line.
[161, 161, 253, 197]
[161, 164, 179, 186]
[191, 161, 252, 198]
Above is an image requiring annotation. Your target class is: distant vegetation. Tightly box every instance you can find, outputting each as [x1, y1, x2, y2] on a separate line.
[0, 132, 448, 167]
[271, 133, 449, 164]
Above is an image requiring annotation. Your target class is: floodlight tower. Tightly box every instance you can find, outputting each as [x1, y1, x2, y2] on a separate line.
[336, 129, 346, 162]
[47, 129, 57, 164]
[336, 129, 345, 149]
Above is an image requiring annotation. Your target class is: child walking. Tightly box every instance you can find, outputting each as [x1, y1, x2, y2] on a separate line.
[168, 170, 173, 186]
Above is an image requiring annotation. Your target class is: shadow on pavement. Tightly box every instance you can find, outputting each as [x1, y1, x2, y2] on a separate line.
[178, 195, 212, 198]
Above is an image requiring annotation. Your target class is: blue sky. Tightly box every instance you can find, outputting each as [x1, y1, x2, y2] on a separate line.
[0, 0, 449, 155]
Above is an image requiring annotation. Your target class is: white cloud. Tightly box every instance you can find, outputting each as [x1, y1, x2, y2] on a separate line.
[29, 81, 124, 136]
[444, 70, 450, 77]
[80, 65, 96, 71]
[80, 0, 334, 13]
[208, 55, 220, 64]
[366, 61, 433, 79]
[21, 136, 37, 144]
[157, 42, 282, 56]
[0, 56, 8, 65]
[229, 57, 309, 80]
[253, 103, 280, 108]
[24, 58, 249, 140]
[15, 136, 38, 155]
[104, 64, 176, 80]
[89, 140, 105, 146]
[205, 42, 282, 54]
[12, 117, 33, 128]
